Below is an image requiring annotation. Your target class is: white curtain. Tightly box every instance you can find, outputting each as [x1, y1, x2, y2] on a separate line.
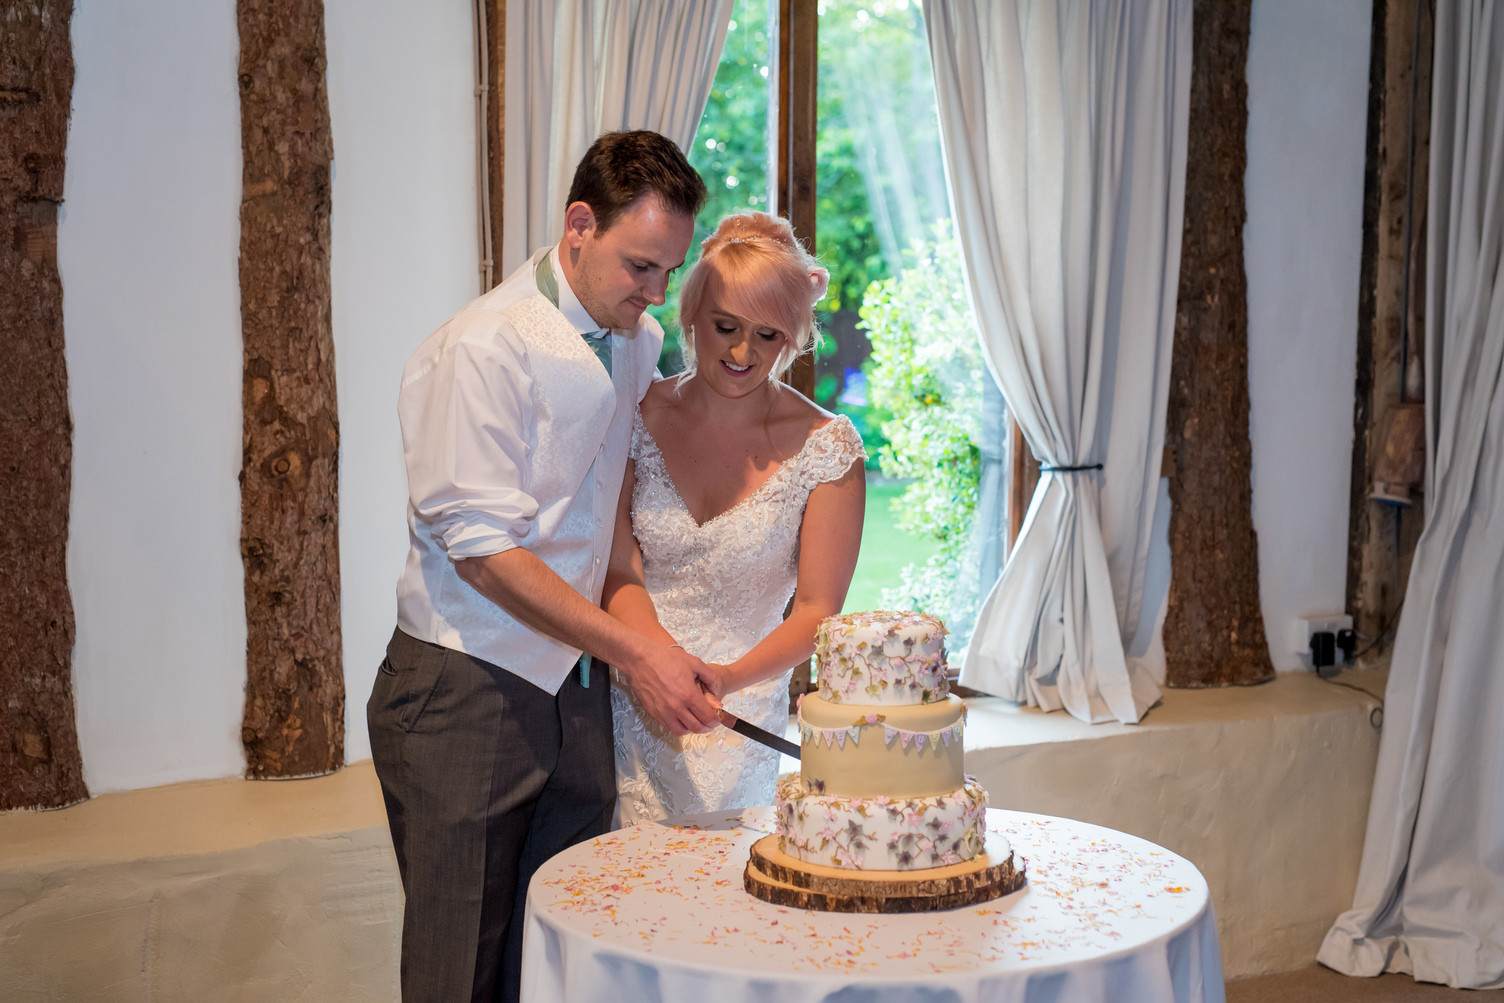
[1319, 3, 1504, 989]
[501, 0, 733, 274]
[925, 0, 1191, 723]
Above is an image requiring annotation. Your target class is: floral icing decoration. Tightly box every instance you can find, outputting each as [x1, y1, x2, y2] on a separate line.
[814, 610, 950, 706]
[775, 774, 989, 871]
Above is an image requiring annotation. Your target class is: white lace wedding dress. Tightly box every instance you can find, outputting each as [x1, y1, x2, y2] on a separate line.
[611, 408, 865, 826]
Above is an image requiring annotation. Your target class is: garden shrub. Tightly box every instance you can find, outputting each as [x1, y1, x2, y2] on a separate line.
[860, 223, 987, 649]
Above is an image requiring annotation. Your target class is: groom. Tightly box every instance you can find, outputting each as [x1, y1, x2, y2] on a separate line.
[369, 130, 719, 1002]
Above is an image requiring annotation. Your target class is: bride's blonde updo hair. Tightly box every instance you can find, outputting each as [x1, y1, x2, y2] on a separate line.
[676, 212, 830, 385]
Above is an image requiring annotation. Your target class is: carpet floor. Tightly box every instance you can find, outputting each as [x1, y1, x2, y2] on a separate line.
[1228, 967, 1504, 1001]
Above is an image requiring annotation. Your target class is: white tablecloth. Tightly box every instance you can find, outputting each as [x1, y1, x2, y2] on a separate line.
[522, 807, 1224, 1002]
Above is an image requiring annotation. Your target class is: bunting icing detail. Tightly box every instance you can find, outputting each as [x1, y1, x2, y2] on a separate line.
[797, 705, 962, 753]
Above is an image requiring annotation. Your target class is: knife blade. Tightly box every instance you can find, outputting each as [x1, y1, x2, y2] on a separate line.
[717, 708, 800, 760]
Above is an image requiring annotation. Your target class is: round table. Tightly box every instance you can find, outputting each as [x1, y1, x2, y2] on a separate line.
[521, 807, 1225, 1002]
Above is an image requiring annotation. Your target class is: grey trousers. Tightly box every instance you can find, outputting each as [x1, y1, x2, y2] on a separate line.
[368, 628, 615, 1003]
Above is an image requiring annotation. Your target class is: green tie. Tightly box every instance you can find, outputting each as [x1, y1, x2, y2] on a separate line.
[535, 253, 607, 688]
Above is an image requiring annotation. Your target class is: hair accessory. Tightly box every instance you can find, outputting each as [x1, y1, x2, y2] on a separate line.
[808, 266, 831, 302]
[707, 213, 791, 252]
[716, 232, 771, 248]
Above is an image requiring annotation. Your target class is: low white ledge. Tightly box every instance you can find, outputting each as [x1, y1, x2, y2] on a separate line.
[0, 669, 1385, 997]
[0, 761, 401, 1001]
[961, 668, 1386, 979]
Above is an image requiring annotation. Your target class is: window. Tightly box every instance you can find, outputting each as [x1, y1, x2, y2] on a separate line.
[653, 0, 1006, 654]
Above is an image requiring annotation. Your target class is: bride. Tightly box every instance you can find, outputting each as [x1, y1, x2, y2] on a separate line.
[604, 212, 866, 825]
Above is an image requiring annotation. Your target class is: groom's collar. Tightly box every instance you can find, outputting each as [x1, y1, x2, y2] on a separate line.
[543, 244, 608, 337]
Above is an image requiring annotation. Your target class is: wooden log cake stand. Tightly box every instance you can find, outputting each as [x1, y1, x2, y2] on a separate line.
[744, 834, 1026, 913]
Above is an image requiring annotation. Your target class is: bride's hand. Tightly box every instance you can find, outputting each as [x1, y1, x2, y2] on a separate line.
[695, 662, 729, 701]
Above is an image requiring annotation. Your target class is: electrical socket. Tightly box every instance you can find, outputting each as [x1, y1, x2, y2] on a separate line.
[1295, 613, 1353, 667]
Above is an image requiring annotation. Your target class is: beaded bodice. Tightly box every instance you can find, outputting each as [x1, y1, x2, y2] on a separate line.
[611, 407, 865, 824]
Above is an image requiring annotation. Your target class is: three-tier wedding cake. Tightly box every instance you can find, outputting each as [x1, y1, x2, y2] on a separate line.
[775, 610, 988, 870]
[744, 611, 1024, 912]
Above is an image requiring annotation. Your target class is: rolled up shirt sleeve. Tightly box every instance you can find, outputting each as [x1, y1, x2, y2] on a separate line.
[399, 322, 538, 560]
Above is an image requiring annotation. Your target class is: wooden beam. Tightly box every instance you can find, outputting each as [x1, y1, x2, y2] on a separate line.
[1346, 0, 1431, 665]
[0, 0, 87, 811]
[776, 0, 818, 400]
[1162, 0, 1274, 689]
[774, 1, 819, 703]
[484, 0, 505, 290]
[1006, 419, 1039, 553]
[237, 0, 345, 778]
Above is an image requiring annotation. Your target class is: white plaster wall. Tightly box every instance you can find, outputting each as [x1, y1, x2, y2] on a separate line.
[1244, 0, 1372, 671]
[52, 0, 1371, 791]
[61, 0, 247, 793]
[1128, 0, 1371, 680]
[59, 2, 477, 790]
[325, 0, 478, 763]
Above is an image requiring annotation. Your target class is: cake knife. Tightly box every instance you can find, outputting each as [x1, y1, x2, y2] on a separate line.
[717, 708, 800, 760]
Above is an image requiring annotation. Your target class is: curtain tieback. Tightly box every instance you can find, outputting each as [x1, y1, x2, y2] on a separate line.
[1040, 462, 1104, 473]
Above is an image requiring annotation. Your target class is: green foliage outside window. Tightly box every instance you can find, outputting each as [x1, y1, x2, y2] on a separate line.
[656, 0, 944, 377]
[653, 2, 775, 372]
[815, 0, 949, 315]
[860, 223, 985, 644]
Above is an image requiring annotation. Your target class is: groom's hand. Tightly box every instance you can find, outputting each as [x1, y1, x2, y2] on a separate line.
[627, 645, 720, 736]
[453, 548, 719, 734]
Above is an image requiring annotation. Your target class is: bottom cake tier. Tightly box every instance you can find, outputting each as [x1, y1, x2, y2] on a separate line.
[774, 774, 989, 871]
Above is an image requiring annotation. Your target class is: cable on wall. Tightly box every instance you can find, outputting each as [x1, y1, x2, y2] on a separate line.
[473, 0, 495, 292]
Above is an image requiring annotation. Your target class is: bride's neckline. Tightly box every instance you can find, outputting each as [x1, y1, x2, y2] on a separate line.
[636, 410, 837, 529]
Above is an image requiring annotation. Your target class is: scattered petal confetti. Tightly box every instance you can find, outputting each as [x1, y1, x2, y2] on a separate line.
[526, 808, 1219, 987]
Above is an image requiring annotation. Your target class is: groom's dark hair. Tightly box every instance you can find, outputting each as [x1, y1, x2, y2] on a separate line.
[567, 130, 708, 234]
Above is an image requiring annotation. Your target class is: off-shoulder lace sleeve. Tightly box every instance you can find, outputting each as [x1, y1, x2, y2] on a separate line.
[791, 414, 867, 488]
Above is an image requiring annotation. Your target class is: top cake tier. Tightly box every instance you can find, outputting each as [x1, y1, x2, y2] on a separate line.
[814, 610, 949, 705]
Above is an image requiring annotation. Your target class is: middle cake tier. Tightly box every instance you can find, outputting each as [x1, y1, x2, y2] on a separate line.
[797, 692, 966, 799]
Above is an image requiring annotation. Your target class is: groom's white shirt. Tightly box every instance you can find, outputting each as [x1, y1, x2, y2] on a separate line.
[395, 245, 662, 693]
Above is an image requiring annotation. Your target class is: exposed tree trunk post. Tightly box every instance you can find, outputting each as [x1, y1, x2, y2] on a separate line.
[238, 0, 344, 777]
[1347, 0, 1431, 667]
[0, 0, 87, 811]
[1163, 0, 1275, 689]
